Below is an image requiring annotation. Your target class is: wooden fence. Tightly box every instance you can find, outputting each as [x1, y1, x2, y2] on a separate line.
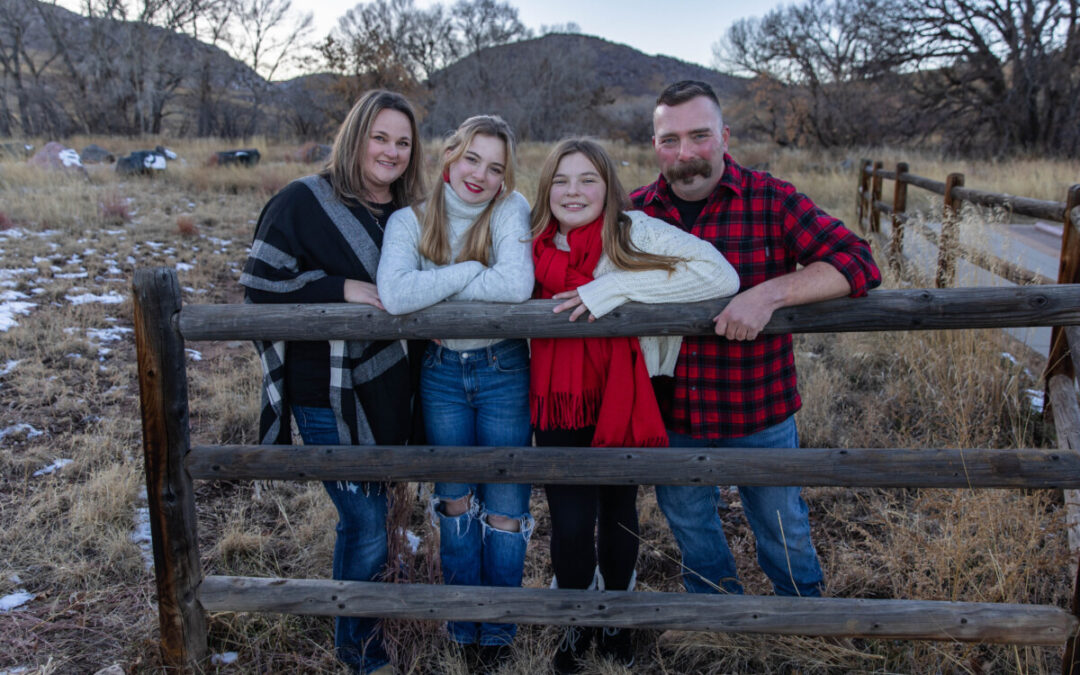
[134, 264, 1080, 671]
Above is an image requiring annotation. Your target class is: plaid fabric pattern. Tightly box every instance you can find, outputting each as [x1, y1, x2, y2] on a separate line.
[630, 155, 881, 438]
[243, 175, 406, 445]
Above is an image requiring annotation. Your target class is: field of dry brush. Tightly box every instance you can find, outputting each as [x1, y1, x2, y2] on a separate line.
[0, 137, 1077, 673]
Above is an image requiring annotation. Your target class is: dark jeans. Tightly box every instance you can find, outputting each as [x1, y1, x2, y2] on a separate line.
[536, 427, 639, 591]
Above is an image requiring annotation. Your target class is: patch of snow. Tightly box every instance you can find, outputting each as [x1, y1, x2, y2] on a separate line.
[104, 229, 126, 235]
[0, 666, 32, 674]
[32, 458, 73, 477]
[185, 348, 202, 361]
[0, 360, 17, 377]
[0, 422, 43, 441]
[1026, 389, 1045, 413]
[145, 241, 163, 250]
[405, 529, 421, 554]
[210, 652, 239, 666]
[59, 148, 82, 168]
[55, 271, 89, 279]
[126, 256, 136, 265]
[161, 147, 178, 160]
[0, 591, 34, 612]
[132, 491, 154, 569]
[66, 291, 124, 305]
[0, 267, 37, 280]
[175, 262, 194, 272]
[0, 290, 37, 331]
[1001, 352, 1017, 364]
[87, 326, 133, 343]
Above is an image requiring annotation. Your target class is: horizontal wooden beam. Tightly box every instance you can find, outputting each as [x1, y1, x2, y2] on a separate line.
[901, 173, 947, 196]
[178, 286, 1080, 341]
[198, 576, 1076, 645]
[187, 445, 1080, 488]
[873, 199, 894, 214]
[951, 185, 1068, 223]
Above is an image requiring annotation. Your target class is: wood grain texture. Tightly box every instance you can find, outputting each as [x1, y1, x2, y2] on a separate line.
[187, 444, 1080, 488]
[951, 185, 1068, 222]
[133, 268, 207, 669]
[198, 576, 1076, 645]
[177, 286, 1080, 342]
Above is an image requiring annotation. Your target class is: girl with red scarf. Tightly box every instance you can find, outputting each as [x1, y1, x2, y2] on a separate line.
[530, 139, 739, 673]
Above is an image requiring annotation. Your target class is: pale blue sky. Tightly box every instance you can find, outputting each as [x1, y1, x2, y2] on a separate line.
[314, 0, 788, 69]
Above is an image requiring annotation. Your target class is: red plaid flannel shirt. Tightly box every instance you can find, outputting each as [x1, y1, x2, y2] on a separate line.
[630, 155, 881, 438]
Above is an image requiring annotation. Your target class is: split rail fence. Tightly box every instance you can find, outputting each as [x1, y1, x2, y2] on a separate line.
[136, 173, 1080, 670]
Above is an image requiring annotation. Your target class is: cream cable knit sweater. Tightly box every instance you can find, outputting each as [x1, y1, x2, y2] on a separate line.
[377, 187, 533, 351]
[564, 210, 740, 376]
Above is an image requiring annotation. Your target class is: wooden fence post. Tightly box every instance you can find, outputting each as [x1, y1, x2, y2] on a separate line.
[936, 173, 965, 288]
[1047, 185, 1080, 381]
[856, 158, 872, 233]
[133, 268, 207, 671]
[870, 161, 884, 234]
[889, 162, 910, 276]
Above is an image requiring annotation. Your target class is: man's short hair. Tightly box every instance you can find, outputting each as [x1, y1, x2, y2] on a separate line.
[656, 80, 722, 113]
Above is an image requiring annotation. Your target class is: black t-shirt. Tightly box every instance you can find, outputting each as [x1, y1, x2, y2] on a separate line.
[669, 191, 708, 230]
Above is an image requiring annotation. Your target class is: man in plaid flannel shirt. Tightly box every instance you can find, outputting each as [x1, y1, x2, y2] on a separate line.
[630, 81, 881, 597]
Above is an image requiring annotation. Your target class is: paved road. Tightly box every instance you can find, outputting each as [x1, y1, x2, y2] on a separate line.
[877, 218, 1064, 358]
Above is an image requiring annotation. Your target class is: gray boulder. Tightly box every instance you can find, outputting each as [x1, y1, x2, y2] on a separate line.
[116, 150, 168, 176]
[80, 144, 116, 164]
[213, 149, 261, 167]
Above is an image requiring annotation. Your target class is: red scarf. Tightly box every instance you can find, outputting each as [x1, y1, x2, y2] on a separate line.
[530, 214, 669, 448]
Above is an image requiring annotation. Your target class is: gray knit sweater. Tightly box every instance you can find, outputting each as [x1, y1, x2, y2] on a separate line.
[377, 187, 533, 351]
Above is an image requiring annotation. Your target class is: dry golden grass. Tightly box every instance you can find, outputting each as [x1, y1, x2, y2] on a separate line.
[0, 137, 1075, 674]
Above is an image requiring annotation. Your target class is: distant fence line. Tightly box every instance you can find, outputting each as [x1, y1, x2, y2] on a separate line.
[134, 263, 1080, 671]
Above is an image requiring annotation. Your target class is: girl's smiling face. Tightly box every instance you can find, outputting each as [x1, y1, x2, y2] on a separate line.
[446, 134, 507, 205]
[549, 152, 606, 233]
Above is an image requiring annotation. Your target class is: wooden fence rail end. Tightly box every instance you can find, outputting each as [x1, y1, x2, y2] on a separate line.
[198, 576, 1076, 646]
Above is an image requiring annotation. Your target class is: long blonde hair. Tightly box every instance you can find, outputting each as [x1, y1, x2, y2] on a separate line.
[531, 138, 680, 273]
[418, 115, 516, 266]
[326, 90, 426, 212]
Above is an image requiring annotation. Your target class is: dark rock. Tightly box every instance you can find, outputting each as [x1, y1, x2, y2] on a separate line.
[212, 149, 261, 167]
[80, 144, 115, 164]
[116, 150, 168, 176]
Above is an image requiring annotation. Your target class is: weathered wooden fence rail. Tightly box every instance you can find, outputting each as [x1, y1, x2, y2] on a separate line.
[134, 267, 1080, 672]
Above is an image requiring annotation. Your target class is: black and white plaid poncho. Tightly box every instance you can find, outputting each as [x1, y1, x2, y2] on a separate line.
[240, 175, 412, 448]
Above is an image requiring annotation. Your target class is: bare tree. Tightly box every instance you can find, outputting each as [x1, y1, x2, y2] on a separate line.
[900, 0, 1080, 154]
[452, 0, 530, 55]
[715, 0, 915, 147]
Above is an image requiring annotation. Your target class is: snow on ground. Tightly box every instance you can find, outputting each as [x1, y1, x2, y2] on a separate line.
[0, 290, 36, 331]
[0, 360, 18, 377]
[1026, 389, 1045, 413]
[32, 458, 74, 477]
[132, 489, 154, 569]
[66, 291, 125, 305]
[211, 652, 239, 665]
[0, 423, 44, 442]
[185, 348, 203, 361]
[0, 590, 35, 612]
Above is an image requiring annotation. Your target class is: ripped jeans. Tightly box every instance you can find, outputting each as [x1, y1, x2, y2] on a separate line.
[421, 340, 533, 646]
[291, 405, 389, 675]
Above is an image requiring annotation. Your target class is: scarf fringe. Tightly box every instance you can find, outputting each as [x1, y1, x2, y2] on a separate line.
[531, 389, 604, 431]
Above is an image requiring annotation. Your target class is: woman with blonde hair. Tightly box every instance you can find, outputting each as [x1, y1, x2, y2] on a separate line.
[241, 90, 425, 675]
[529, 138, 739, 673]
[378, 115, 533, 671]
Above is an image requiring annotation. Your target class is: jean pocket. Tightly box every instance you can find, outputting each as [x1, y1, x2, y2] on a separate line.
[492, 341, 529, 373]
[422, 348, 439, 369]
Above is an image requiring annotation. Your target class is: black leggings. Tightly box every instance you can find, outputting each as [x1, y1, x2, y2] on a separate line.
[536, 427, 639, 591]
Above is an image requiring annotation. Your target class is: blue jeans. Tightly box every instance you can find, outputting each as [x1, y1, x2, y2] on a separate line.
[655, 416, 824, 597]
[292, 405, 389, 675]
[421, 339, 533, 646]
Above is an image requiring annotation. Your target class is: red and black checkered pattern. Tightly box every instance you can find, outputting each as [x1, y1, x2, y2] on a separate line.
[630, 155, 881, 438]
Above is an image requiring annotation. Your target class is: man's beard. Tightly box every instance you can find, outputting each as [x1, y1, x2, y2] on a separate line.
[663, 158, 712, 184]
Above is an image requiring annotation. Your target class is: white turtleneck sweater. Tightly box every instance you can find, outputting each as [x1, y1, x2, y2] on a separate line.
[558, 210, 741, 376]
[377, 187, 533, 351]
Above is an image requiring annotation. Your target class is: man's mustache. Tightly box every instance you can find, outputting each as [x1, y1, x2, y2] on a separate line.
[664, 158, 712, 183]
